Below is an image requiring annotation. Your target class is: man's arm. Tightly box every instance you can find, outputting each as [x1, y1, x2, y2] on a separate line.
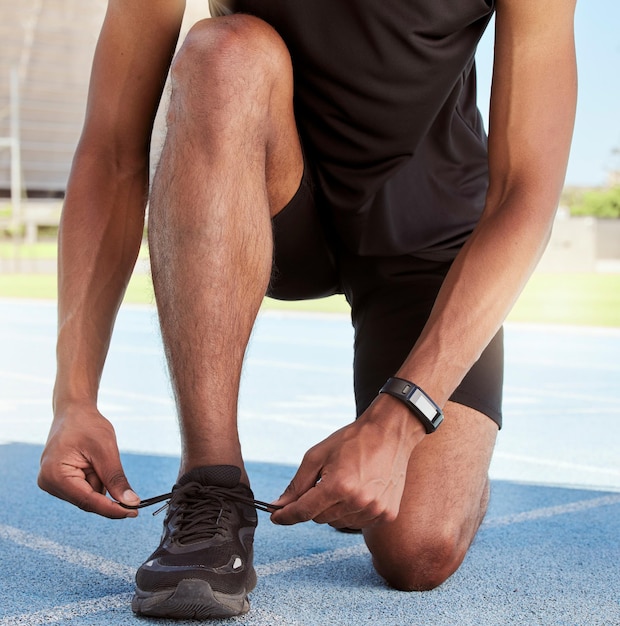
[397, 0, 578, 404]
[38, 0, 186, 518]
[271, 0, 577, 527]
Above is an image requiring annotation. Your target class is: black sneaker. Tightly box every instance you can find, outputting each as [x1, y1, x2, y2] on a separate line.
[131, 465, 258, 620]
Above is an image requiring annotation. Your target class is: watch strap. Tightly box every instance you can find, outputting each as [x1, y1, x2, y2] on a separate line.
[379, 377, 444, 434]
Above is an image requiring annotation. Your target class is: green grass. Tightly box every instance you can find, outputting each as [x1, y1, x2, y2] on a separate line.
[508, 273, 620, 327]
[0, 274, 59, 300]
[0, 241, 58, 260]
[0, 271, 619, 327]
[262, 294, 349, 314]
[268, 274, 620, 326]
[0, 242, 149, 260]
[0, 273, 155, 303]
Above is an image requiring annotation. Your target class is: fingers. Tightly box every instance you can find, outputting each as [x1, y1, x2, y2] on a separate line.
[315, 498, 395, 530]
[71, 477, 140, 520]
[38, 414, 141, 519]
[84, 467, 105, 495]
[271, 473, 398, 528]
[39, 457, 140, 519]
[270, 448, 323, 512]
[273, 417, 413, 528]
[271, 479, 327, 525]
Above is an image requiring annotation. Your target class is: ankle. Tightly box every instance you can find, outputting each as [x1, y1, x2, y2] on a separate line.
[179, 459, 249, 485]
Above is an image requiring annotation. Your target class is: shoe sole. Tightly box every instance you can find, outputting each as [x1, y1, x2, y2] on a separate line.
[132, 571, 257, 620]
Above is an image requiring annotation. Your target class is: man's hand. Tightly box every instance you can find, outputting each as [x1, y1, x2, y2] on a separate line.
[270, 397, 425, 529]
[38, 406, 140, 519]
[44, 2, 186, 522]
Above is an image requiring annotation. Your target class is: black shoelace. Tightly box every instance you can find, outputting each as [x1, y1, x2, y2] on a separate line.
[118, 484, 281, 515]
[119, 482, 282, 543]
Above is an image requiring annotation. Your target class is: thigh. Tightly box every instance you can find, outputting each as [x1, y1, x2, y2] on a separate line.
[363, 401, 497, 587]
[342, 253, 503, 426]
[400, 401, 497, 533]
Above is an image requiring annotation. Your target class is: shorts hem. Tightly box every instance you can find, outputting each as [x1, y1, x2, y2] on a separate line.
[448, 390, 502, 429]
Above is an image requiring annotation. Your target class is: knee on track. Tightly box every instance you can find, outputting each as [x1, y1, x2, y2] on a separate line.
[369, 525, 471, 592]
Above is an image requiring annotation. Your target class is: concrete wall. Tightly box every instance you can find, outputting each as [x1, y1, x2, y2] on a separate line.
[538, 214, 620, 273]
[596, 219, 620, 260]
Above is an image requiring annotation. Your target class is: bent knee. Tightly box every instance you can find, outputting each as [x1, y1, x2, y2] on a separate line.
[172, 14, 292, 87]
[369, 528, 469, 592]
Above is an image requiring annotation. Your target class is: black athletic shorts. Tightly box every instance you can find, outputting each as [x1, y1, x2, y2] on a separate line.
[268, 163, 503, 428]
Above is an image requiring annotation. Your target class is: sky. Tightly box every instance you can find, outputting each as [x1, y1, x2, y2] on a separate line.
[475, 0, 620, 188]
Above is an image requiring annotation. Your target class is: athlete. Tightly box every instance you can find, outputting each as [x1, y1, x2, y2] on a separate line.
[37, 0, 577, 619]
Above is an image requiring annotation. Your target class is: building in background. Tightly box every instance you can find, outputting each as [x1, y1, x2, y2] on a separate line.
[0, 0, 208, 198]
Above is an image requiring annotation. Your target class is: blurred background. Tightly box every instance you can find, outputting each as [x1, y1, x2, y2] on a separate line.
[0, 0, 619, 324]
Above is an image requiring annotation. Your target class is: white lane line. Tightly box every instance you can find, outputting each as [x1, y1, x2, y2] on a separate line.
[507, 357, 620, 373]
[2, 495, 619, 587]
[0, 370, 175, 408]
[0, 594, 132, 626]
[256, 543, 367, 577]
[504, 398, 620, 414]
[100, 387, 174, 407]
[240, 411, 351, 431]
[1, 521, 364, 584]
[0, 371, 52, 386]
[0, 527, 303, 624]
[507, 322, 620, 337]
[1, 493, 618, 624]
[258, 494, 620, 576]
[0, 524, 135, 583]
[247, 358, 351, 375]
[0, 595, 303, 626]
[229, 607, 305, 626]
[504, 385, 620, 405]
[494, 452, 620, 476]
[483, 493, 620, 528]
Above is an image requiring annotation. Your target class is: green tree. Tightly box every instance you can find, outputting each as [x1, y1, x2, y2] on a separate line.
[570, 186, 620, 218]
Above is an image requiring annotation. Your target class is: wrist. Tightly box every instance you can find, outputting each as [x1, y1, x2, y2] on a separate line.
[52, 387, 98, 418]
[360, 393, 427, 449]
[379, 377, 444, 434]
[53, 361, 101, 416]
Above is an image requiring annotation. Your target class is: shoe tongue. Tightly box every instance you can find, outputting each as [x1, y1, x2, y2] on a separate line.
[178, 465, 241, 489]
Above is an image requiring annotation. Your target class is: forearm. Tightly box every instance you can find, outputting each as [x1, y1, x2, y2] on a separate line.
[397, 189, 556, 407]
[396, 0, 577, 410]
[52, 6, 184, 409]
[54, 149, 148, 410]
[39, 0, 185, 518]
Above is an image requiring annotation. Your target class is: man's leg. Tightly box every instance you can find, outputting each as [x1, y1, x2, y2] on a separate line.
[148, 15, 303, 478]
[364, 403, 497, 590]
[132, 16, 303, 620]
[341, 253, 503, 590]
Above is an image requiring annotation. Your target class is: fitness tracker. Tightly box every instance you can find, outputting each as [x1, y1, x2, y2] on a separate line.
[379, 377, 444, 434]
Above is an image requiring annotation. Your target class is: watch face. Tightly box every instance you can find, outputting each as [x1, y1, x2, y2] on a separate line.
[411, 389, 437, 420]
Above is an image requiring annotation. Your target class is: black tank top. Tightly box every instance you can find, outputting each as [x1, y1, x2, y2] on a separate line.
[233, 0, 495, 259]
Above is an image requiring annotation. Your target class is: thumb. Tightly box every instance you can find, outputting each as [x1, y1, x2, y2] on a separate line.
[272, 459, 322, 509]
[96, 456, 140, 506]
